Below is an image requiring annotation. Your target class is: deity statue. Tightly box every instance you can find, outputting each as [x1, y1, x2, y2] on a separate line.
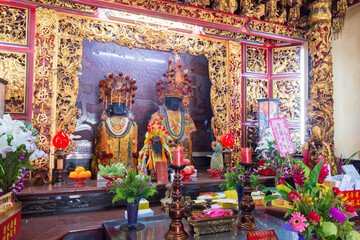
[138, 55, 196, 173]
[91, 72, 138, 178]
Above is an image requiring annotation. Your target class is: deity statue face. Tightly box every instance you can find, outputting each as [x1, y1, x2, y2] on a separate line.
[108, 102, 126, 116]
[165, 97, 182, 111]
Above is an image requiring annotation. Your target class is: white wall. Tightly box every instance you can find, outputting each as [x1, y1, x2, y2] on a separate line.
[333, 4, 360, 159]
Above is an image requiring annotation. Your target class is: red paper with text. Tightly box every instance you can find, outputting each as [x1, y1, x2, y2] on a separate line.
[156, 161, 168, 183]
[247, 230, 279, 240]
[0, 209, 21, 240]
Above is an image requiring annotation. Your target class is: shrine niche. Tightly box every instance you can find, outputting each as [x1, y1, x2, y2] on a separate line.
[33, 9, 242, 174]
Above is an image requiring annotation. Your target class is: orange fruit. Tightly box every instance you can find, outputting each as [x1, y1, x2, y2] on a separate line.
[85, 170, 91, 178]
[78, 171, 88, 178]
[75, 166, 85, 174]
[69, 171, 78, 178]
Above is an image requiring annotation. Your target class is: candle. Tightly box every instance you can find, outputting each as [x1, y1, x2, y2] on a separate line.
[241, 148, 251, 163]
[172, 146, 183, 165]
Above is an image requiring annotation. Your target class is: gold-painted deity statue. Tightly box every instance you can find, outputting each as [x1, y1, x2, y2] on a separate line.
[91, 72, 138, 178]
[138, 55, 196, 173]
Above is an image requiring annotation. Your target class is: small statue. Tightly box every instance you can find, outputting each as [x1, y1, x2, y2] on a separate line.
[209, 143, 224, 172]
[91, 72, 138, 178]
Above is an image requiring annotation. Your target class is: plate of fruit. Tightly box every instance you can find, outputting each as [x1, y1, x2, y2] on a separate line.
[180, 159, 196, 182]
[68, 166, 91, 187]
[187, 209, 239, 237]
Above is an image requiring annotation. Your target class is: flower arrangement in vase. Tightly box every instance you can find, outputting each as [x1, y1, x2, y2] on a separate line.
[0, 115, 46, 195]
[220, 162, 264, 208]
[110, 168, 157, 230]
[262, 159, 360, 240]
[255, 128, 298, 185]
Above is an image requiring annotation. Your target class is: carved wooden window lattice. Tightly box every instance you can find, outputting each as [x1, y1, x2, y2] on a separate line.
[242, 44, 303, 149]
[0, 4, 28, 46]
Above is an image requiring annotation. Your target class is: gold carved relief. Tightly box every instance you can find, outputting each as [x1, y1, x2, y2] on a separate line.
[228, 41, 242, 161]
[245, 45, 267, 74]
[248, 19, 307, 39]
[23, 0, 97, 13]
[307, 0, 335, 172]
[272, 79, 301, 121]
[32, 8, 58, 180]
[272, 46, 300, 75]
[245, 126, 259, 152]
[54, 13, 230, 158]
[0, 51, 27, 114]
[245, 78, 268, 121]
[212, 0, 238, 14]
[0, 4, 28, 46]
[204, 28, 267, 43]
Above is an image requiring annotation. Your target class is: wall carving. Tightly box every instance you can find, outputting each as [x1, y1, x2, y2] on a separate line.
[32, 8, 58, 181]
[245, 46, 267, 74]
[273, 79, 301, 121]
[247, 20, 306, 39]
[23, 0, 97, 13]
[0, 4, 28, 46]
[0, 51, 27, 114]
[307, 0, 335, 172]
[245, 126, 259, 152]
[245, 78, 268, 122]
[272, 46, 301, 75]
[228, 41, 242, 160]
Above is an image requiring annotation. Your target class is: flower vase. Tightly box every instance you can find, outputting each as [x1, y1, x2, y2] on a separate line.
[236, 186, 243, 210]
[127, 198, 140, 230]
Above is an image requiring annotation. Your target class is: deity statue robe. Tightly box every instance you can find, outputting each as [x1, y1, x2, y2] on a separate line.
[148, 105, 196, 166]
[91, 115, 138, 177]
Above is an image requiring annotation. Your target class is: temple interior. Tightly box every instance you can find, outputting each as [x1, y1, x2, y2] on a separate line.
[0, 0, 360, 239]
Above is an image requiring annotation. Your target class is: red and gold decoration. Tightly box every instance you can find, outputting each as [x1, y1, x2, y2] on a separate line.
[138, 118, 172, 172]
[156, 56, 195, 108]
[52, 131, 69, 185]
[222, 133, 235, 173]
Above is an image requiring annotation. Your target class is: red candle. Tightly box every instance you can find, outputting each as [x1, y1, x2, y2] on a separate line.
[172, 146, 183, 165]
[241, 148, 251, 163]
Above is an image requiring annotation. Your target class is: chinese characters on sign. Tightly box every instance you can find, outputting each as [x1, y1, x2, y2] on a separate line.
[247, 229, 279, 240]
[269, 118, 295, 157]
[0, 210, 21, 240]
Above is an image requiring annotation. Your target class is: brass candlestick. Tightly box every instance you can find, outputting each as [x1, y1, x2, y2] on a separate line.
[222, 147, 232, 173]
[238, 162, 258, 231]
[165, 164, 188, 240]
[54, 148, 66, 185]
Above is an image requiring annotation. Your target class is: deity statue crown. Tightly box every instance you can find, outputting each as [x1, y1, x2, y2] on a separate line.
[156, 55, 195, 106]
[98, 72, 138, 108]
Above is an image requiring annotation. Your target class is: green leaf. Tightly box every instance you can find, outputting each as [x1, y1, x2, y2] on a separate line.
[296, 161, 310, 178]
[275, 184, 291, 195]
[309, 161, 324, 188]
[263, 194, 283, 203]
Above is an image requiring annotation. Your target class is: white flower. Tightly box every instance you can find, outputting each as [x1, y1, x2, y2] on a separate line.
[0, 134, 14, 158]
[10, 127, 32, 150]
[29, 149, 46, 161]
[0, 114, 25, 135]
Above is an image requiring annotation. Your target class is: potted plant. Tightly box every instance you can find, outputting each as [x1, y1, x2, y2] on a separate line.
[110, 168, 157, 230]
[98, 163, 126, 187]
[262, 159, 360, 240]
[255, 128, 298, 185]
[221, 162, 264, 209]
[0, 114, 45, 197]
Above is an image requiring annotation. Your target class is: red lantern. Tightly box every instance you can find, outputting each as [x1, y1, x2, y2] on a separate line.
[52, 131, 69, 148]
[222, 133, 234, 147]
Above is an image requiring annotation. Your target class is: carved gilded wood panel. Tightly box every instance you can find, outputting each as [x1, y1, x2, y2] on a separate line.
[245, 126, 259, 152]
[0, 51, 27, 114]
[245, 45, 267, 74]
[272, 78, 301, 121]
[272, 46, 301, 75]
[245, 78, 268, 121]
[0, 4, 28, 46]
